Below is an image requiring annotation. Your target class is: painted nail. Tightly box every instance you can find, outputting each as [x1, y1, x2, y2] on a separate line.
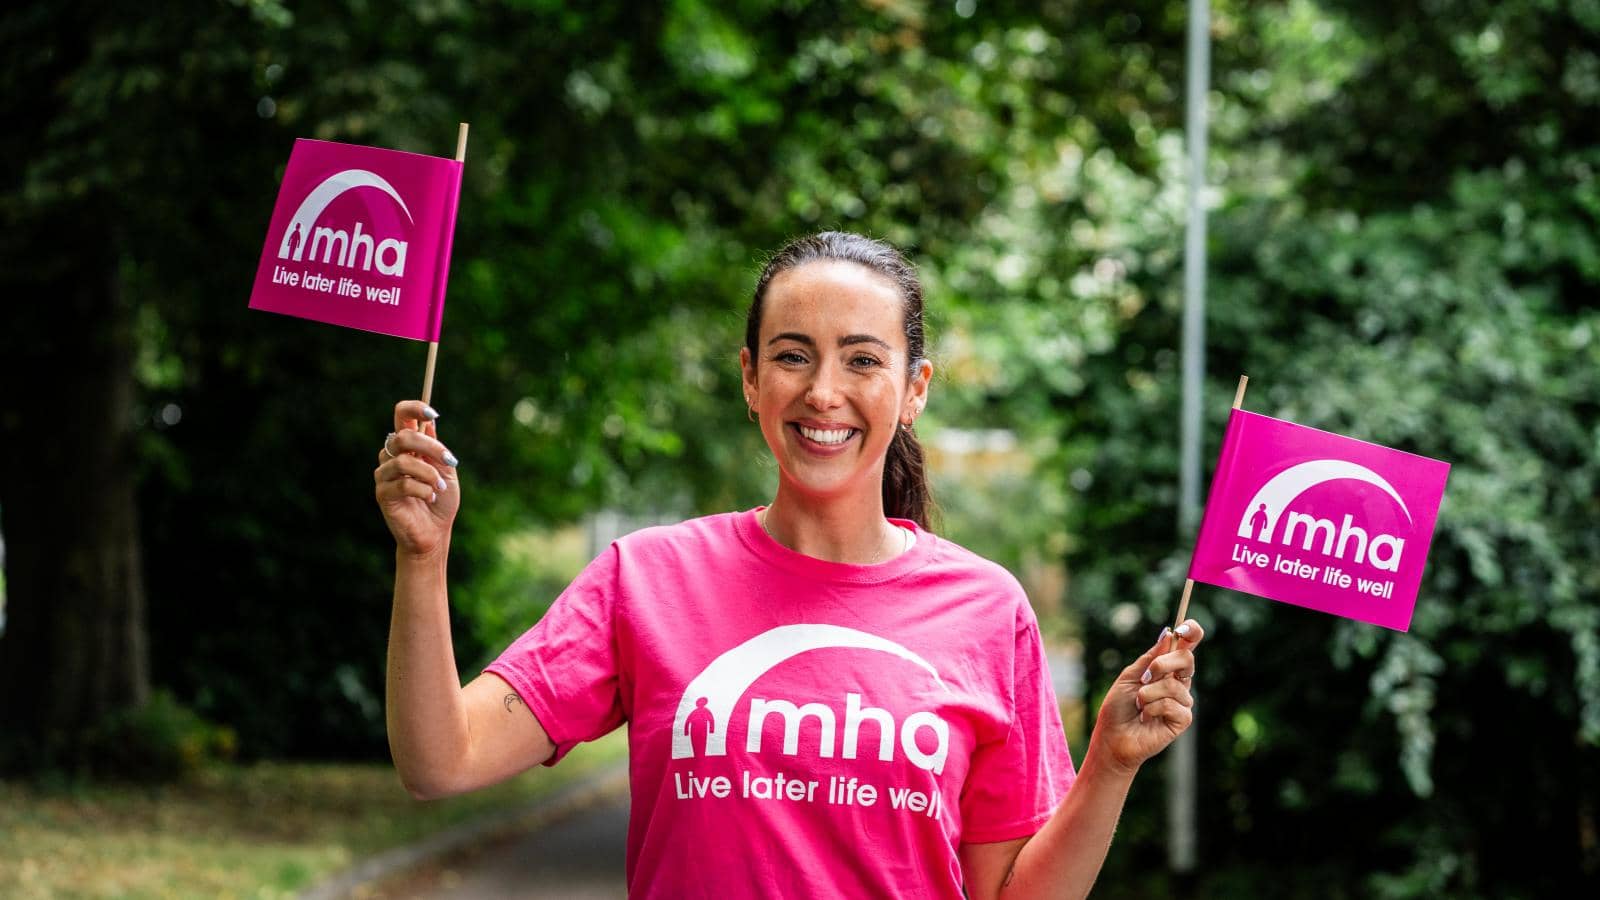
[429, 491, 438, 504]
[422, 405, 440, 420]
[1140, 669, 1153, 684]
[1176, 623, 1192, 638]
[443, 450, 460, 467]
[435, 477, 447, 492]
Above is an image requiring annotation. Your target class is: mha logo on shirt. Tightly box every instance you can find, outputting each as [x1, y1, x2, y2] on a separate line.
[669, 624, 953, 774]
[667, 623, 951, 819]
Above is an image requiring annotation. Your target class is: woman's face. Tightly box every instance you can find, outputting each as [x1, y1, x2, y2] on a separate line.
[740, 260, 933, 503]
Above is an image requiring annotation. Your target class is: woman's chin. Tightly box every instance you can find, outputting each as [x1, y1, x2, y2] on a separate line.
[776, 455, 889, 499]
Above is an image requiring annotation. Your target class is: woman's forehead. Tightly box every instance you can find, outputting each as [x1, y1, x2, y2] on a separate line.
[762, 260, 904, 340]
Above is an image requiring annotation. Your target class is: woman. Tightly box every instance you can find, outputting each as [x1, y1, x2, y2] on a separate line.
[376, 231, 1203, 899]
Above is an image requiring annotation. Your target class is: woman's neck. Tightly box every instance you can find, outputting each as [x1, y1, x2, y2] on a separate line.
[762, 485, 907, 565]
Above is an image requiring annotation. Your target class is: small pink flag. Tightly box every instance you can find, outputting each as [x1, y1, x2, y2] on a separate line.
[248, 138, 463, 342]
[1187, 410, 1450, 632]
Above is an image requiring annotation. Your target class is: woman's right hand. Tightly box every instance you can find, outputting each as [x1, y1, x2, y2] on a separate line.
[374, 400, 461, 559]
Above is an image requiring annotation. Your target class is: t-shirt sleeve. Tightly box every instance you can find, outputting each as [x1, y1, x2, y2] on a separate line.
[958, 604, 1077, 844]
[483, 542, 626, 767]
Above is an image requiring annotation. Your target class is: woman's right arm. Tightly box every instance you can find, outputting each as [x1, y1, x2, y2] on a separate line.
[377, 400, 556, 800]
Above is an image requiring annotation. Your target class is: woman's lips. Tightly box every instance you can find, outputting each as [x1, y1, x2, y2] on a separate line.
[789, 422, 859, 455]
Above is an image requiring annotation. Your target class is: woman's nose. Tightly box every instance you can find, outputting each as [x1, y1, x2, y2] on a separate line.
[805, 364, 844, 409]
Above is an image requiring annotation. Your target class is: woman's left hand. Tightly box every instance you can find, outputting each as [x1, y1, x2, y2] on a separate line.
[1093, 618, 1206, 775]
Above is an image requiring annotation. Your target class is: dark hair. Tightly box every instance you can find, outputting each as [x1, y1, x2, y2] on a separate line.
[745, 231, 939, 533]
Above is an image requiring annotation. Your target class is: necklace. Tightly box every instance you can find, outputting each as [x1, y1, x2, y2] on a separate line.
[760, 506, 908, 564]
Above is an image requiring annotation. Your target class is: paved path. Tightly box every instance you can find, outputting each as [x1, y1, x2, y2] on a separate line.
[376, 773, 630, 900]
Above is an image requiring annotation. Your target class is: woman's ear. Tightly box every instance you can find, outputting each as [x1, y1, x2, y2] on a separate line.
[740, 347, 757, 398]
[905, 357, 933, 420]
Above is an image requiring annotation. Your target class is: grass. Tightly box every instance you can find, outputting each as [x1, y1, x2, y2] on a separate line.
[0, 730, 627, 899]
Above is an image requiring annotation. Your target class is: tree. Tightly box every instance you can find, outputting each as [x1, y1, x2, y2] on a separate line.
[0, 2, 158, 771]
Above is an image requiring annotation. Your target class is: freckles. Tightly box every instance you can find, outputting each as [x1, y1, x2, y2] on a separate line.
[859, 378, 897, 402]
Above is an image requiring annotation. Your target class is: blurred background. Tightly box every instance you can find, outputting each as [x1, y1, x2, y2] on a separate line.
[2, 0, 1597, 897]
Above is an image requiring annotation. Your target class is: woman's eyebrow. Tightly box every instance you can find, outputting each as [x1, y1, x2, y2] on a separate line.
[768, 332, 892, 351]
[839, 334, 893, 351]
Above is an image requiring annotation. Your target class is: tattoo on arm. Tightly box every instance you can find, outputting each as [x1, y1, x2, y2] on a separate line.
[504, 693, 526, 713]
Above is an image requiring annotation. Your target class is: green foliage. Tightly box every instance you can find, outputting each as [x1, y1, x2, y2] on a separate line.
[82, 691, 238, 782]
[1052, 1, 1600, 895]
[452, 522, 597, 665]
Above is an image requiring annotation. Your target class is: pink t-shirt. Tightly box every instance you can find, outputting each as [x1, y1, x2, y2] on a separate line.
[485, 507, 1076, 898]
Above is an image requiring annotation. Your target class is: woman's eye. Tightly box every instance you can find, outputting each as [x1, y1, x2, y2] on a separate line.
[852, 356, 881, 368]
[777, 351, 806, 364]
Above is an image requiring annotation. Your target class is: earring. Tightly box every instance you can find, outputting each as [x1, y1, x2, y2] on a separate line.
[746, 397, 756, 422]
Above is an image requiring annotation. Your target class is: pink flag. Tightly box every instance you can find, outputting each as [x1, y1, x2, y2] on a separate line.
[248, 139, 463, 342]
[1187, 410, 1450, 632]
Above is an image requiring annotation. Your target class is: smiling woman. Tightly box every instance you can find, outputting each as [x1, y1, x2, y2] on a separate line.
[377, 230, 1205, 900]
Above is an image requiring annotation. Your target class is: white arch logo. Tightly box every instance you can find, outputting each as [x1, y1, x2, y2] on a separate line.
[1237, 459, 1412, 571]
[276, 169, 413, 276]
[670, 624, 953, 774]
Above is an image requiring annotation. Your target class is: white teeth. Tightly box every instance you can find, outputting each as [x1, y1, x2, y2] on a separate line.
[799, 425, 856, 445]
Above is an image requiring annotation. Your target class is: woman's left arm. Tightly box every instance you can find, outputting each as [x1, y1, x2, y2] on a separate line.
[960, 619, 1206, 900]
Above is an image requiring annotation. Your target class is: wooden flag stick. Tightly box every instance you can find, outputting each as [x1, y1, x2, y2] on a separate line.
[1171, 374, 1249, 637]
[417, 122, 469, 428]
[420, 340, 441, 415]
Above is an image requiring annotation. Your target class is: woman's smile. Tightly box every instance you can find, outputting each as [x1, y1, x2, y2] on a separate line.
[788, 421, 862, 455]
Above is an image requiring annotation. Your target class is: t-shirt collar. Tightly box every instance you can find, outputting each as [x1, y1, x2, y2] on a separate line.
[736, 505, 938, 584]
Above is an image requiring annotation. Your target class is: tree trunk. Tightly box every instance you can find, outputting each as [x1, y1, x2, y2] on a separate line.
[0, 221, 150, 773]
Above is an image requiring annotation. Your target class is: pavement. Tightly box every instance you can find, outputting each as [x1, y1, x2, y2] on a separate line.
[303, 764, 630, 900]
[400, 784, 630, 899]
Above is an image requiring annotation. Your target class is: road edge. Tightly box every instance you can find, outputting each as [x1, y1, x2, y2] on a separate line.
[297, 761, 630, 900]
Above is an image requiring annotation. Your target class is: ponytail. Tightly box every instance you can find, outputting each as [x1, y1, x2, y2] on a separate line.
[884, 420, 938, 532]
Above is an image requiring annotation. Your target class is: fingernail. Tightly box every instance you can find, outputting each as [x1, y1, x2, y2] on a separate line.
[1157, 626, 1171, 643]
[429, 491, 438, 504]
[1140, 668, 1152, 684]
[1176, 623, 1192, 638]
[422, 405, 440, 420]
[435, 477, 447, 491]
[443, 450, 460, 467]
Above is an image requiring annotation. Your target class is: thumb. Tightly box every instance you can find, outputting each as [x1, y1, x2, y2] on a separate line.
[1122, 627, 1172, 679]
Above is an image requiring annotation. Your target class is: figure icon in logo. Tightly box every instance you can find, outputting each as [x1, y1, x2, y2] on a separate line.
[287, 223, 303, 261]
[1250, 503, 1271, 542]
[684, 696, 715, 757]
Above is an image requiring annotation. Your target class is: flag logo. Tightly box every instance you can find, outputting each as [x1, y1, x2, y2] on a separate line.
[275, 169, 413, 276]
[248, 139, 463, 342]
[1188, 411, 1450, 631]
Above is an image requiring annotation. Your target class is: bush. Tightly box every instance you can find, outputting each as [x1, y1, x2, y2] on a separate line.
[84, 690, 237, 781]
